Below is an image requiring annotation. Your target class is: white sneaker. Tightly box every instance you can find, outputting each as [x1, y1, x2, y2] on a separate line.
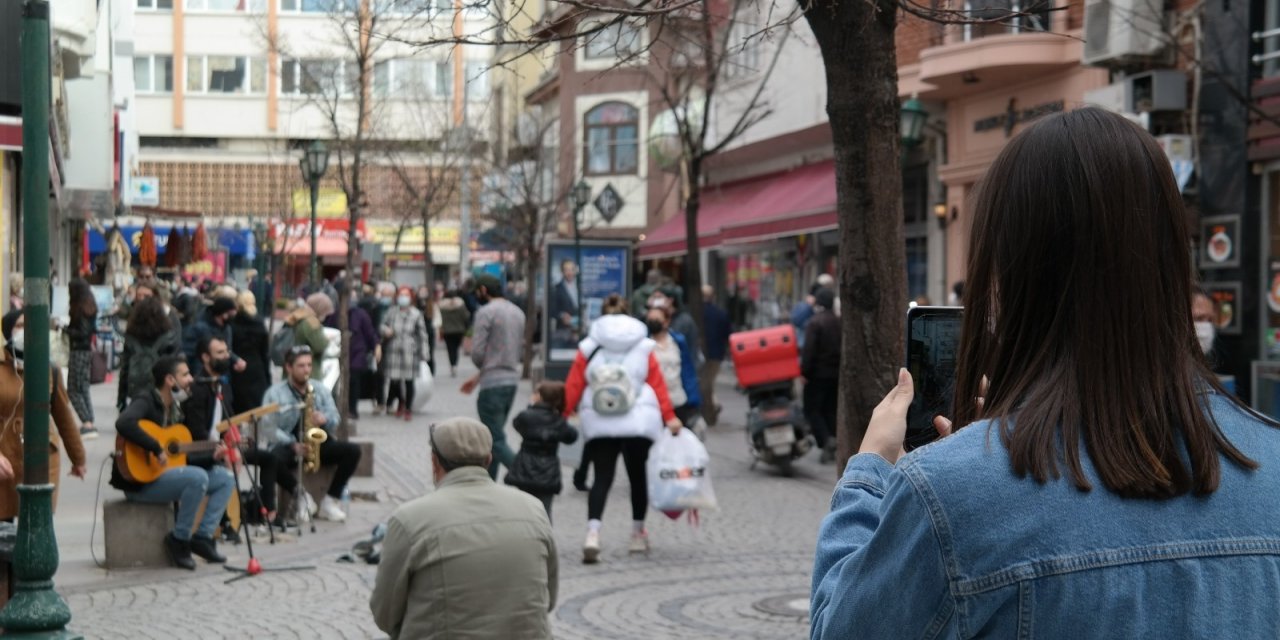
[295, 492, 318, 521]
[317, 495, 347, 522]
[583, 530, 601, 564]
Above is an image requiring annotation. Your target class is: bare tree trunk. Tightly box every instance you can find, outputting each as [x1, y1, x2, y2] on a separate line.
[519, 247, 540, 378]
[806, 0, 906, 471]
[421, 202, 434, 291]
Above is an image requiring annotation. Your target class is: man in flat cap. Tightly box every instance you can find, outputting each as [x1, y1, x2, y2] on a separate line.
[370, 417, 557, 640]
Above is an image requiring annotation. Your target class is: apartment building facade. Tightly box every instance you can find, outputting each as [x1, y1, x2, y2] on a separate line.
[124, 0, 495, 288]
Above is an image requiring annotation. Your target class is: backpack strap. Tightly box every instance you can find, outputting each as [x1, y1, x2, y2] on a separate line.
[586, 346, 603, 365]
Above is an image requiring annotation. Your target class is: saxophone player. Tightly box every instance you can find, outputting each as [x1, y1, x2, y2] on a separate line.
[257, 346, 362, 523]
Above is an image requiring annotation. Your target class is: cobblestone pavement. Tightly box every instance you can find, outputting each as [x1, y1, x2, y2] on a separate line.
[54, 356, 838, 639]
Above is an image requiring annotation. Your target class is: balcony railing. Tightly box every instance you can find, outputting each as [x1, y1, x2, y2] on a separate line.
[961, 0, 1054, 42]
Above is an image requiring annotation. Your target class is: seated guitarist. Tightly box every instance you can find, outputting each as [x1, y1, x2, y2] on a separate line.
[259, 346, 361, 523]
[111, 355, 235, 570]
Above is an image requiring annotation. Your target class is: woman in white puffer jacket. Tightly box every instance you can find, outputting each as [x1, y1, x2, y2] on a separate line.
[563, 294, 682, 564]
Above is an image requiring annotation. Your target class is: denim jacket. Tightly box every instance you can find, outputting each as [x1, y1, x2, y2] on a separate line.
[812, 391, 1280, 639]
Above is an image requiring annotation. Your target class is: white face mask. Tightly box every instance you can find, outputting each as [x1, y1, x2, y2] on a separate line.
[172, 384, 190, 404]
[397, 295, 411, 307]
[1194, 321, 1215, 355]
[9, 329, 23, 355]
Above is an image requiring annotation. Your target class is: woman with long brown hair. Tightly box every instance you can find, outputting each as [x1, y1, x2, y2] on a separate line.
[66, 278, 99, 438]
[811, 108, 1280, 637]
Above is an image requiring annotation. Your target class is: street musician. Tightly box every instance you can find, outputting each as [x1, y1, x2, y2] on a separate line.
[258, 346, 361, 524]
[111, 355, 234, 570]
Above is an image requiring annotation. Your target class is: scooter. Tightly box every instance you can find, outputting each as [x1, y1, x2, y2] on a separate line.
[744, 381, 813, 476]
[730, 325, 814, 476]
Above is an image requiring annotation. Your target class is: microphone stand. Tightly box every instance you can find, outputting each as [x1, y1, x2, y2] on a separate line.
[221, 381, 313, 584]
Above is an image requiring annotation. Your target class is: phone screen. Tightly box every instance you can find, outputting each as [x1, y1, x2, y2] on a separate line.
[904, 307, 962, 451]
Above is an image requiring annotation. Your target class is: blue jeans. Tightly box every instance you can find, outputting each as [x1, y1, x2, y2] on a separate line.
[477, 385, 518, 479]
[125, 466, 235, 541]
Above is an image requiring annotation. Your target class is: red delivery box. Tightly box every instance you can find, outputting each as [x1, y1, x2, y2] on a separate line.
[730, 325, 802, 388]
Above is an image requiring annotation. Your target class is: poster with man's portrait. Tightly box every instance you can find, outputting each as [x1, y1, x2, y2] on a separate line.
[546, 242, 631, 363]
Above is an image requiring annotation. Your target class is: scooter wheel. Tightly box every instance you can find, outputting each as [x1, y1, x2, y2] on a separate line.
[775, 458, 794, 478]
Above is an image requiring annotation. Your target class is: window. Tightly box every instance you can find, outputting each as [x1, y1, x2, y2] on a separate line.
[435, 61, 452, 98]
[464, 61, 489, 99]
[185, 56, 266, 94]
[282, 59, 354, 96]
[137, 0, 174, 9]
[281, 0, 342, 12]
[962, 0, 1051, 41]
[584, 22, 643, 60]
[186, 0, 266, 10]
[723, 21, 761, 79]
[583, 102, 639, 176]
[134, 55, 174, 92]
[374, 59, 453, 99]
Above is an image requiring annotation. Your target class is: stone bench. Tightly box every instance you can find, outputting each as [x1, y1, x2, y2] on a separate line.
[103, 494, 240, 569]
[103, 500, 173, 569]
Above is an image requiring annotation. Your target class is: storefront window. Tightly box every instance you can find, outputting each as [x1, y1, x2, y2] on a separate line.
[723, 247, 799, 330]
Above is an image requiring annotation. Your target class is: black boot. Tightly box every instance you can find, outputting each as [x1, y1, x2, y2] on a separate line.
[164, 533, 197, 570]
[190, 535, 227, 564]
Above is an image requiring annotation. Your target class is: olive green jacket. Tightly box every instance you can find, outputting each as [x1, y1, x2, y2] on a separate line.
[370, 467, 557, 640]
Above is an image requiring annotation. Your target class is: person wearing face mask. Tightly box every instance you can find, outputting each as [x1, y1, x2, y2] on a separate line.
[1192, 290, 1217, 356]
[179, 337, 238, 472]
[183, 295, 246, 378]
[0, 309, 88, 523]
[644, 301, 702, 435]
[370, 283, 397, 416]
[381, 287, 430, 420]
[112, 355, 234, 570]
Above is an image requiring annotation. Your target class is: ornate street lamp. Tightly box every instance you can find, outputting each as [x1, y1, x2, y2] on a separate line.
[900, 95, 929, 148]
[298, 140, 330, 290]
[568, 180, 591, 333]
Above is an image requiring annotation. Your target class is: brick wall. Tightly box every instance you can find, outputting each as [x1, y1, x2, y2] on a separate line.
[136, 161, 461, 221]
[897, 12, 942, 66]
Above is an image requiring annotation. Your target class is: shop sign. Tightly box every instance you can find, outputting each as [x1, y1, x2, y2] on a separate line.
[181, 251, 228, 284]
[130, 177, 160, 207]
[367, 223, 461, 247]
[974, 99, 1065, 137]
[593, 184, 625, 224]
[291, 188, 348, 218]
[1199, 214, 1240, 270]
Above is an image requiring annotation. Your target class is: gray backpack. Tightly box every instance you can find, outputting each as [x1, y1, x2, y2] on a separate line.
[587, 347, 636, 416]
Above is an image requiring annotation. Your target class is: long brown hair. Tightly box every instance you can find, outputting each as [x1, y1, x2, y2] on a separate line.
[68, 278, 97, 321]
[953, 107, 1258, 499]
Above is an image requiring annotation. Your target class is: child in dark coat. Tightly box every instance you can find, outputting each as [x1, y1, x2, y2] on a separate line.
[505, 382, 579, 521]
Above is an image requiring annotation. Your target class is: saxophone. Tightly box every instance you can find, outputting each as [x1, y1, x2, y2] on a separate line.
[301, 384, 328, 473]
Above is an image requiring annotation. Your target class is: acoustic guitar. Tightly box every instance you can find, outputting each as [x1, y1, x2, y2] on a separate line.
[115, 404, 282, 484]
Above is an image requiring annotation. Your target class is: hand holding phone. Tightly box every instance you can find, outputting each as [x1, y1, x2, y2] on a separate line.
[904, 307, 962, 451]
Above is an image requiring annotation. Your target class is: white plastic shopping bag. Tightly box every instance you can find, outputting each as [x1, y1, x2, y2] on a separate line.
[412, 360, 435, 412]
[647, 429, 717, 519]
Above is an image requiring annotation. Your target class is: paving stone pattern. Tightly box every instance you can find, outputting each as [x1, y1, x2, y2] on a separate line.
[57, 359, 837, 638]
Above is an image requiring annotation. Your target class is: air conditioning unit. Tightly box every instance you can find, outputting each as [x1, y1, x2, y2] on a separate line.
[1082, 0, 1167, 67]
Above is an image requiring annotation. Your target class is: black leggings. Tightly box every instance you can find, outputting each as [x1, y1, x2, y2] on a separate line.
[585, 437, 652, 522]
[386, 379, 415, 411]
[443, 333, 464, 368]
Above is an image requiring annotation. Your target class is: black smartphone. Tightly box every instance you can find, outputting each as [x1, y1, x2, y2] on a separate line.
[904, 306, 963, 452]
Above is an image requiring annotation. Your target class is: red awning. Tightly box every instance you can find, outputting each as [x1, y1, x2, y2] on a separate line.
[638, 160, 837, 258]
[276, 236, 349, 256]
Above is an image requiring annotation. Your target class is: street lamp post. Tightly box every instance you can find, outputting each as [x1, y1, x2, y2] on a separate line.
[0, 2, 79, 636]
[568, 181, 591, 333]
[900, 94, 929, 148]
[299, 141, 330, 290]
